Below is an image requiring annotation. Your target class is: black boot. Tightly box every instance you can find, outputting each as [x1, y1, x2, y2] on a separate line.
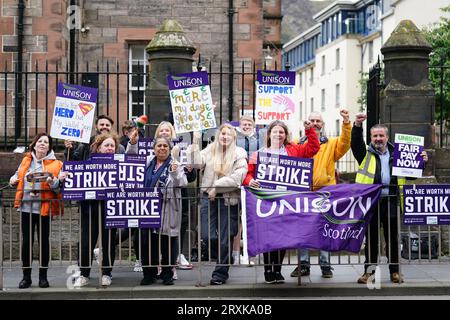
[19, 269, 32, 289]
[140, 268, 155, 286]
[38, 268, 49, 288]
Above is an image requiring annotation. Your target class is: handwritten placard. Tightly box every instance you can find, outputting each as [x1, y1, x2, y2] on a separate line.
[168, 71, 216, 134]
[50, 82, 97, 143]
[255, 70, 297, 125]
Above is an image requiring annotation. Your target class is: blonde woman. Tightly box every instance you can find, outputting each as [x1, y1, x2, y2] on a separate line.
[155, 121, 177, 139]
[187, 123, 248, 285]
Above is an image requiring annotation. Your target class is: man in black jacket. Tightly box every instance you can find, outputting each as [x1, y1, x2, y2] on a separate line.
[351, 113, 427, 284]
[64, 114, 125, 160]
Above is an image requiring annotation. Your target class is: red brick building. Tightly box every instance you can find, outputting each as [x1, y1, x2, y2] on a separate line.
[0, 0, 282, 141]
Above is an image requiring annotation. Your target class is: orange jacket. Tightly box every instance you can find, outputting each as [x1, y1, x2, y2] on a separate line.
[14, 153, 64, 216]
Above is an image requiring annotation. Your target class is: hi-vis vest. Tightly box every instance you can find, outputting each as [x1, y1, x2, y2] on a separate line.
[356, 151, 406, 208]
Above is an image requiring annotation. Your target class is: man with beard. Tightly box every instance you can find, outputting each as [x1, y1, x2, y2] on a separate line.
[351, 113, 427, 284]
[290, 108, 352, 279]
[64, 114, 125, 160]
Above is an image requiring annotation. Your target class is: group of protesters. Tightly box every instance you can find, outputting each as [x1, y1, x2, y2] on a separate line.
[10, 107, 429, 289]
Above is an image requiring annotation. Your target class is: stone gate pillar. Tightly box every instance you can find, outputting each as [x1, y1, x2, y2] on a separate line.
[145, 20, 196, 137]
[380, 20, 435, 176]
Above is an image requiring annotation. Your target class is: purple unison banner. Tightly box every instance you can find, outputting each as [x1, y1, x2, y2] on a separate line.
[403, 184, 450, 225]
[62, 159, 119, 200]
[104, 188, 161, 229]
[90, 153, 146, 189]
[242, 184, 382, 256]
[137, 137, 188, 164]
[256, 152, 313, 191]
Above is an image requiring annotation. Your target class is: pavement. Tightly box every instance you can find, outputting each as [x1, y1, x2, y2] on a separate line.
[1, 254, 450, 299]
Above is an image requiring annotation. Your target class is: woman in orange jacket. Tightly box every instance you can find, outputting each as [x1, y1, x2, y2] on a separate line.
[10, 133, 64, 289]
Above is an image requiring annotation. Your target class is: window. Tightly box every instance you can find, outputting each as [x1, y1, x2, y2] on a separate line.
[299, 72, 302, 88]
[310, 97, 314, 112]
[309, 67, 314, 85]
[335, 83, 340, 108]
[368, 41, 374, 64]
[338, 12, 342, 36]
[321, 55, 326, 75]
[129, 44, 149, 119]
[336, 119, 340, 136]
[335, 48, 340, 69]
[321, 89, 326, 111]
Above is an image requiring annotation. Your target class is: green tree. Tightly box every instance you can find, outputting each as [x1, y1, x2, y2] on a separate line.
[423, 5, 450, 134]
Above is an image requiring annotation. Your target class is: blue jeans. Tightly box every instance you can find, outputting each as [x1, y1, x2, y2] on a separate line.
[299, 249, 331, 269]
[200, 194, 238, 281]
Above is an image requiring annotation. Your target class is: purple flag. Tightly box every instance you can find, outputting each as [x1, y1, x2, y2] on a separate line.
[256, 152, 313, 191]
[104, 188, 161, 229]
[242, 184, 382, 256]
[403, 184, 450, 225]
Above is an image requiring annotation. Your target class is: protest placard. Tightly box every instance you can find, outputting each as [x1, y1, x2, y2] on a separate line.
[254, 70, 299, 139]
[392, 133, 424, 178]
[403, 184, 450, 225]
[104, 188, 161, 229]
[137, 137, 188, 164]
[168, 71, 216, 134]
[256, 152, 313, 191]
[62, 159, 119, 200]
[50, 82, 97, 143]
[90, 154, 146, 189]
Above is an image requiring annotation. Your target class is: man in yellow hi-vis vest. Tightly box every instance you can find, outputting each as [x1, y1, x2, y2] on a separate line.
[351, 114, 428, 284]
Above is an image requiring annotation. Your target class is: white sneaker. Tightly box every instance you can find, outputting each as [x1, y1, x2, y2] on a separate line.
[101, 275, 112, 287]
[239, 255, 255, 266]
[172, 267, 178, 280]
[134, 260, 143, 272]
[93, 248, 100, 265]
[73, 275, 89, 288]
[176, 254, 193, 270]
[232, 254, 240, 265]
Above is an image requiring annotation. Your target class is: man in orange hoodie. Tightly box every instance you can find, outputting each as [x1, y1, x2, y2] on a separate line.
[290, 108, 352, 279]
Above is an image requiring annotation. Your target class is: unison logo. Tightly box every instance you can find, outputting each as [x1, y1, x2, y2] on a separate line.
[253, 189, 371, 223]
[62, 84, 92, 101]
[260, 71, 290, 84]
[171, 75, 203, 88]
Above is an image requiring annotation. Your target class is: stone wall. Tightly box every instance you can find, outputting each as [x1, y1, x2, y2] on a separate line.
[0, 0, 67, 139]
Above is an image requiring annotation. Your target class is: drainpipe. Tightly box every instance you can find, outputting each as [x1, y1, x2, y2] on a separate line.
[15, 0, 25, 139]
[227, 0, 235, 121]
[69, 0, 77, 83]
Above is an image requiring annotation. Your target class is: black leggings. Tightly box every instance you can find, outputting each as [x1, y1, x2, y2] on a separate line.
[140, 230, 177, 281]
[263, 250, 286, 273]
[21, 212, 50, 271]
[78, 201, 117, 277]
